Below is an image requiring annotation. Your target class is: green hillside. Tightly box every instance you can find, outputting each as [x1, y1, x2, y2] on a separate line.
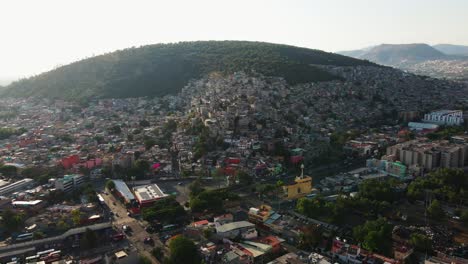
[2, 41, 375, 100]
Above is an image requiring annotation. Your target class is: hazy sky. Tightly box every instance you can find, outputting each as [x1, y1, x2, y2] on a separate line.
[1, 0, 467, 84]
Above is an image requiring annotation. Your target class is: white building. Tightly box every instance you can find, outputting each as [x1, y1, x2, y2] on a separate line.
[215, 221, 256, 239]
[423, 110, 464, 126]
[0, 178, 34, 196]
[133, 183, 168, 207]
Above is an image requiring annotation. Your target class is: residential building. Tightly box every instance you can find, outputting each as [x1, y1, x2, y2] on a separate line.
[214, 213, 234, 225]
[367, 159, 409, 180]
[423, 110, 464, 126]
[55, 174, 84, 192]
[248, 205, 272, 224]
[386, 139, 468, 172]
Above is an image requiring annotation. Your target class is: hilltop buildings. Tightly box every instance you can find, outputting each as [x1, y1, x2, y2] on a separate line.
[423, 110, 464, 126]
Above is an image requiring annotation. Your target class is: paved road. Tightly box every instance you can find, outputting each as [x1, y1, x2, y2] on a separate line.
[99, 190, 164, 264]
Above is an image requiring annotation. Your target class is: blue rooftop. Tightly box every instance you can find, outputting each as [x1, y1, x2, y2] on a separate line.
[113, 180, 135, 201]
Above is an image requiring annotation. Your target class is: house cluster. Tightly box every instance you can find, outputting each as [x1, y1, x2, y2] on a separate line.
[343, 126, 402, 158]
[185, 204, 334, 264]
[0, 173, 111, 249]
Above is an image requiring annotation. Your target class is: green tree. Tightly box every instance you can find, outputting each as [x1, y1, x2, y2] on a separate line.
[237, 170, 253, 185]
[139, 120, 150, 127]
[57, 219, 69, 231]
[80, 228, 98, 249]
[151, 247, 164, 261]
[106, 180, 115, 191]
[0, 165, 18, 177]
[144, 138, 157, 150]
[298, 224, 323, 250]
[189, 189, 238, 214]
[427, 199, 445, 220]
[71, 209, 82, 226]
[141, 197, 186, 224]
[461, 210, 468, 225]
[203, 228, 214, 239]
[139, 255, 152, 264]
[1, 209, 24, 231]
[108, 125, 121, 134]
[168, 236, 201, 264]
[188, 179, 205, 197]
[358, 178, 399, 203]
[410, 233, 432, 252]
[33, 231, 45, 240]
[353, 218, 393, 256]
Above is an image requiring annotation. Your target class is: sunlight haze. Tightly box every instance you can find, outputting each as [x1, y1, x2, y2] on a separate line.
[1, 0, 467, 83]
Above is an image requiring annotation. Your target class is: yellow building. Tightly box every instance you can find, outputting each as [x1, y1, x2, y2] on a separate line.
[282, 164, 312, 200]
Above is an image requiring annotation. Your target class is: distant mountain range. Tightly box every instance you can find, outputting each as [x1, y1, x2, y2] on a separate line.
[338, 43, 468, 80]
[0, 41, 374, 100]
[433, 44, 468, 56]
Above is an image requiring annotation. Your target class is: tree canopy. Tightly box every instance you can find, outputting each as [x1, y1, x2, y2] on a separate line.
[407, 168, 468, 204]
[1, 209, 25, 232]
[141, 197, 186, 224]
[190, 189, 239, 214]
[352, 218, 393, 256]
[167, 236, 201, 264]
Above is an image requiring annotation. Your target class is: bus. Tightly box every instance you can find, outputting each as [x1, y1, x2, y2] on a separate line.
[40, 250, 61, 262]
[162, 224, 178, 232]
[25, 255, 39, 263]
[15, 233, 33, 242]
[36, 249, 55, 257]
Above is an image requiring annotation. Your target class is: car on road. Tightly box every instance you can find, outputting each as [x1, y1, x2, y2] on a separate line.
[177, 182, 183, 186]
[143, 237, 154, 245]
[145, 226, 155, 233]
[123, 225, 132, 233]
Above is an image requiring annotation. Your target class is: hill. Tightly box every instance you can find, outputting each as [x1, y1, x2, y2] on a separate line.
[337, 45, 376, 58]
[357, 43, 445, 65]
[433, 44, 468, 56]
[339, 43, 468, 80]
[1, 41, 374, 100]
